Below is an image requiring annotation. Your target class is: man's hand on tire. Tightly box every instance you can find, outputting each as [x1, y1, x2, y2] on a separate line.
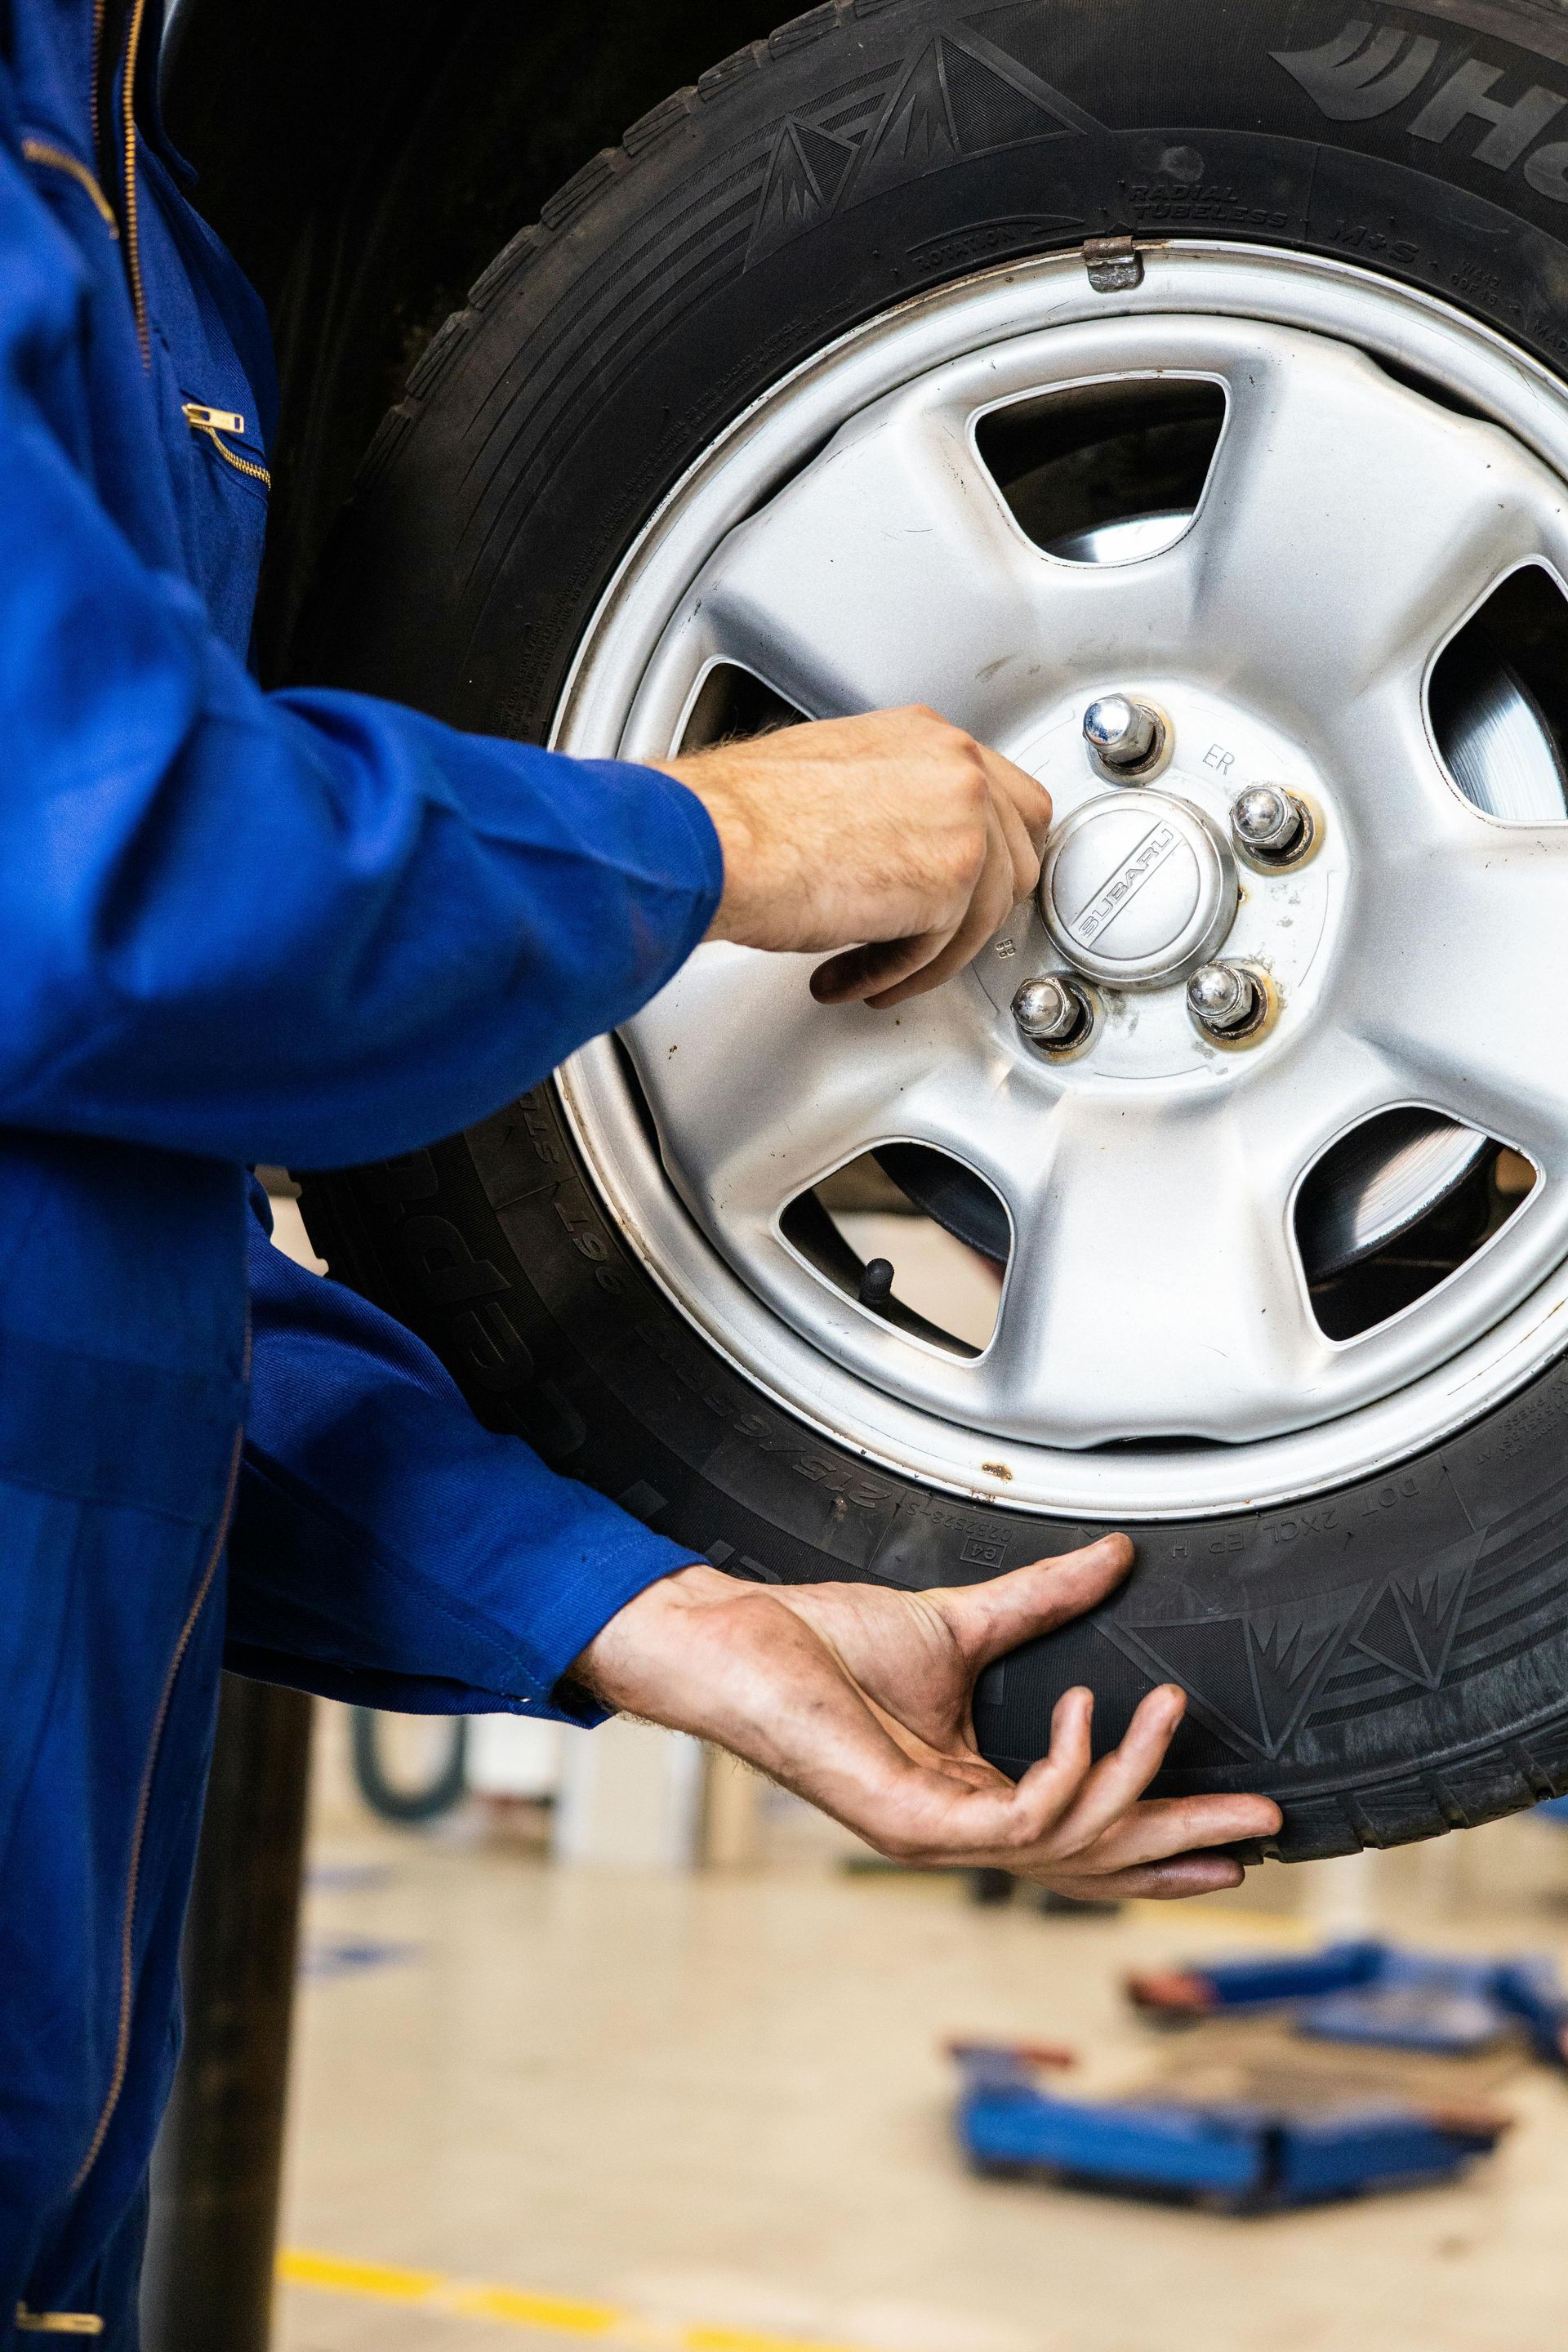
[657, 703, 1051, 1009]
[572, 1536, 1281, 1898]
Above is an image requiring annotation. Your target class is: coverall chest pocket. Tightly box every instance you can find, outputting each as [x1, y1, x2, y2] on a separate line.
[174, 398, 271, 655]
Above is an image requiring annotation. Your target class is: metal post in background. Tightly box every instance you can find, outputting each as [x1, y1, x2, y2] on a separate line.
[140, 1675, 314, 2352]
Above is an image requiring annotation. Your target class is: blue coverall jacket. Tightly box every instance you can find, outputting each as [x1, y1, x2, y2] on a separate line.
[0, 2, 724, 2334]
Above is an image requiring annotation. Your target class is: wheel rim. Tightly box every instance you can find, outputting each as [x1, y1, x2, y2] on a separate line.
[554, 242, 1568, 1519]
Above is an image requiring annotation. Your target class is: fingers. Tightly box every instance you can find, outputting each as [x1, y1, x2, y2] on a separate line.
[1024, 1684, 1264, 1862]
[812, 724, 1049, 1009]
[1042, 1792, 1284, 1880]
[864, 802, 1018, 1009]
[816, 1687, 1094, 1867]
[933, 1535, 1137, 1670]
[810, 923, 956, 1006]
[991, 1682, 1282, 1885]
[1046, 1852, 1253, 1901]
[787, 1676, 1276, 1900]
[1019, 1686, 1097, 1824]
[979, 744, 1052, 880]
[1038, 1682, 1189, 1855]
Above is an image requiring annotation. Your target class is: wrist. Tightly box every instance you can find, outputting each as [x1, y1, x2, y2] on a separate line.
[570, 1558, 735, 1708]
[651, 756, 763, 945]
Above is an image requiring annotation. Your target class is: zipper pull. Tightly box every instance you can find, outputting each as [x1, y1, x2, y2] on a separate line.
[182, 401, 247, 435]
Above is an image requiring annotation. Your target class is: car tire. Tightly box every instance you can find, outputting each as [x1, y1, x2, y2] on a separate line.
[295, 0, 1568, 1863]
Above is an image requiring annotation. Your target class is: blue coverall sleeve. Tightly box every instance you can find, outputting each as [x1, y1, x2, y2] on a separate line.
[0, 151, 722, 1170]
[226, 1192, 695, 1717]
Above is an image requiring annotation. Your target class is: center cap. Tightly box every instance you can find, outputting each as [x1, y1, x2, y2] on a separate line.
[1039, 790, 1238, 990]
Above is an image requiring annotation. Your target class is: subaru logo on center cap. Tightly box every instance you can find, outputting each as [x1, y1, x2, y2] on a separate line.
[1040, 791, 1239, 990]
[1067, 815, 1183, 947]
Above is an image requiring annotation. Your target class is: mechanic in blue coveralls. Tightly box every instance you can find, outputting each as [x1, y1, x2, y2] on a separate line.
[0, 2, 1280, 2335]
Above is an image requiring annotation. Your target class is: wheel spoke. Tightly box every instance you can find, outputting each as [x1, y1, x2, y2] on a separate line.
[1346, 818, 1568, 1171]
[681, 372, 1202, 737]
[1181, 328, 1552, 721]
[970, 1089, 1335, 1446]
[683, 376, 1046, 728]
[620, 943, 996, 1232]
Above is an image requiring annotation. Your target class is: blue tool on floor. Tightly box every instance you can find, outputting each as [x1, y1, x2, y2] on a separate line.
[298, 1938, 423, 1981]
[952, 2045, 1508, 2212]
[1126, 1938, 1568, 2065]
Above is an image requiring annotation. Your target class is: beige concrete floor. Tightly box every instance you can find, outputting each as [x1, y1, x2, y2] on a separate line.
[278, 1713, 1568, 2352]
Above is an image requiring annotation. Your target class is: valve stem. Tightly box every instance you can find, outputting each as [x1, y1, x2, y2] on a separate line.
[858, 1258, 894, 1312]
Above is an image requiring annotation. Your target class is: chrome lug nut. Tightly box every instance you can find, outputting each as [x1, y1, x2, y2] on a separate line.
[1013, 972, 1092, 1051]
[1229, 783, 1313, 863]
[1186, 960, 1265, 1039]
[1083, 693, 1166, 777]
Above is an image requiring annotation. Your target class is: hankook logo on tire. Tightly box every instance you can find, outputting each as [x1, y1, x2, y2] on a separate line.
[1273, 16, 1568, 201]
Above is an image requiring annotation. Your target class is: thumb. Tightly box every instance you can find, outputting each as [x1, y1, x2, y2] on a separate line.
[933, 1535, 1137, 1671]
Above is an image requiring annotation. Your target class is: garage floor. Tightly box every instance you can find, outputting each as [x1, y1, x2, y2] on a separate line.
[277, 1713, 1568, 2352]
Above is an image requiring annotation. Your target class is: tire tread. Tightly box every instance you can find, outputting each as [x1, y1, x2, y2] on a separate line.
[343, 0, 892, 501]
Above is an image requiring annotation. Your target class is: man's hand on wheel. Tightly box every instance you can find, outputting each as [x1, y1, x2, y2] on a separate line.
[656, 704, 1051, 1009]
[572, 1535, 1281, 1899]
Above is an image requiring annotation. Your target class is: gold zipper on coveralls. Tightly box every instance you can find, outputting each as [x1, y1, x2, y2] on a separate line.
[17, 140, 118, 232]
[118, 0, 149, 361]
[180, 401, 273, 487]
[58, 6, 256, 2208]
[67, 1423, 245, 2197]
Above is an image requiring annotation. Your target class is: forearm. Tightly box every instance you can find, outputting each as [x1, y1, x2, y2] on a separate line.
[227, 1196, 698, 1717]
[0, 187, 720, 1165]
[0, 637, 720, 1165]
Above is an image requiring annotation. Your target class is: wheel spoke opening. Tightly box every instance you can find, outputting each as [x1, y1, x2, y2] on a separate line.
[1295, 1108, 1537, 1342]
[779, 1147, 1009, 1356]
[1358, 348, 1494, 425]
[973, 376, 1226, 564]
[1429, 564, 1568, 820]
[679, 661, 808, 753]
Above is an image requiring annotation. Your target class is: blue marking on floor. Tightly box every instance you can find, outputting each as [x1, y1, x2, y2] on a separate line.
[299, 1938, 422, 1980]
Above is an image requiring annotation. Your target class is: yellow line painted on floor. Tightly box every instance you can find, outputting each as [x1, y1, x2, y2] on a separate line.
[278, 2249, 875, 2352]
[282, 2249, 445, 2305]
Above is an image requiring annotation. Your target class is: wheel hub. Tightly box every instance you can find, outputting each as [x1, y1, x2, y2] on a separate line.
[1039, 786, 1238, 990]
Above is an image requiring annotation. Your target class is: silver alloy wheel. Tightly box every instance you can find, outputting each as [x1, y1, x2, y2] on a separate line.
[555, 241, 1568, 1520]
